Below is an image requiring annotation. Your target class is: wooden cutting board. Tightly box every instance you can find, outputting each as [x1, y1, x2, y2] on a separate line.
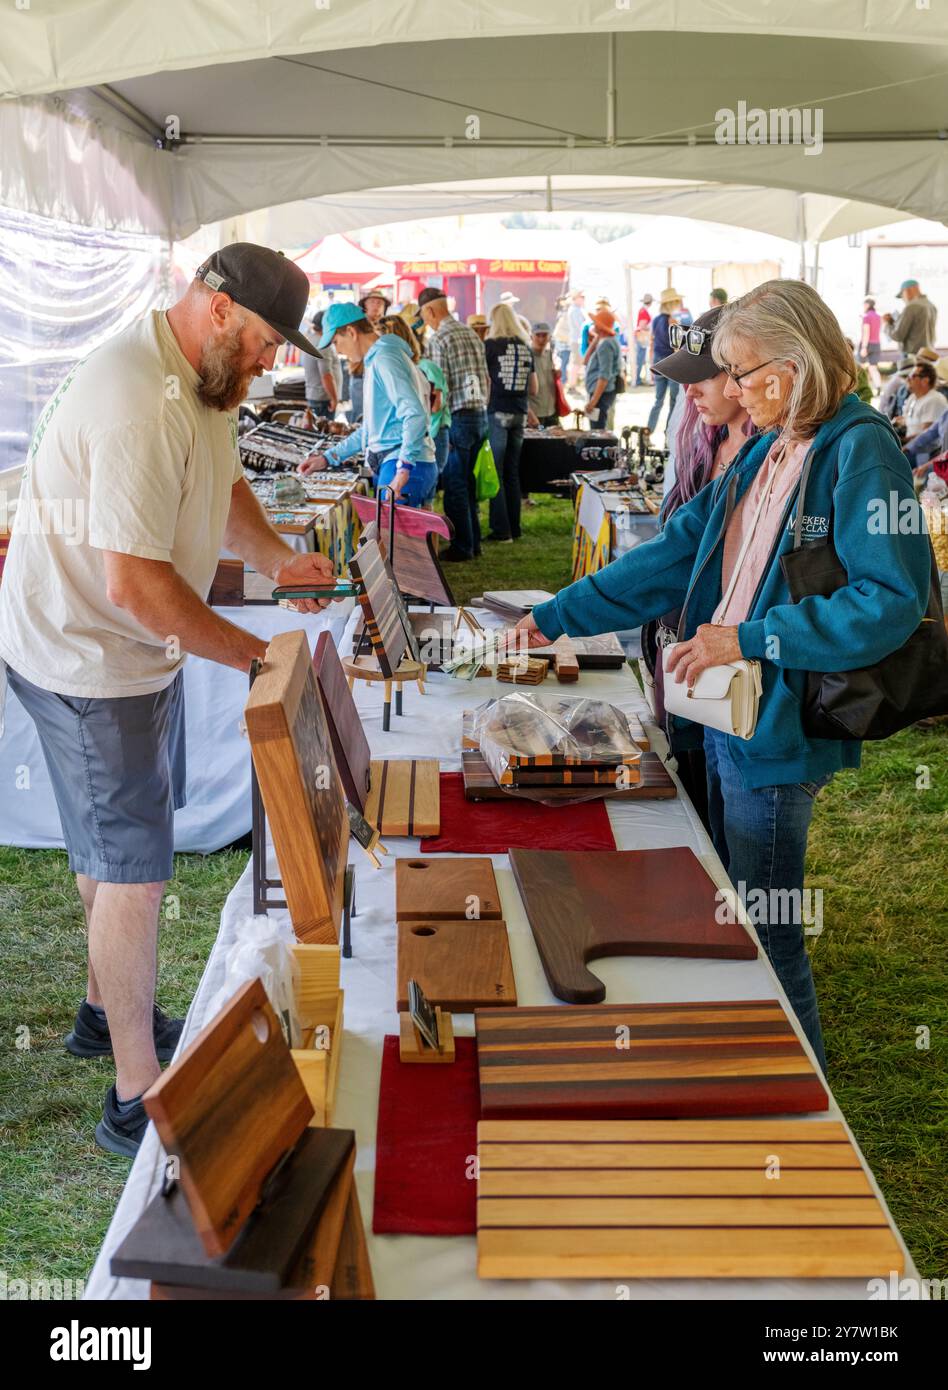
[312, 630, 440, 835]
[112, 1126, 355, 1291]
[348, 537, 418, 677]
[245, 630, 349, 943]
[477, 1119, 904, 1279]
[364, 758, 440, 837]
[148, 1176, 374, 1302]
[475, 1000, 828, 1119]
[395, 856, 502, 921]
[510, 847, 757, 1004]
[312, 629, 372, 811]
[461, 749, 676, 801]
[397, 919, 517, 1012]
[144, 979, 314, 1256]
[530, 633, 626, 669]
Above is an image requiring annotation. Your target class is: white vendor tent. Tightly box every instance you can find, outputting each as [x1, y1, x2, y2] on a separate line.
[1, 2, 947, 242]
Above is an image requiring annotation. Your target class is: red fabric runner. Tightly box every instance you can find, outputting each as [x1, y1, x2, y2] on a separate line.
[420, 772, 616, 854]
[373, 1035, 479, 1236]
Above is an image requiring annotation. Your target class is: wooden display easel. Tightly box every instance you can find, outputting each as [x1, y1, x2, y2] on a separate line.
[399, 1007, 455, 1064]
[341, 653, 427, 732]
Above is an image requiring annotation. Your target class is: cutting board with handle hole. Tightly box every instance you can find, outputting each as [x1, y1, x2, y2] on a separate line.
[395, 856, 502, 921]
[397, 919, 517, 1012]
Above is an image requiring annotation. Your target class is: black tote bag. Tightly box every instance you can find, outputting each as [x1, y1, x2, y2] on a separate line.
[779, 449, 948, 739]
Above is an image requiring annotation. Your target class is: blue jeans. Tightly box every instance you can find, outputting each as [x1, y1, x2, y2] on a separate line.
[634, 341, 648, 386]
[434, 427, 449, 478]
[647, 375, 679, 433]
[376, 456, 439, 508]
[589, 389, 616, 432]
[555, 345, 570, 378]
[347, 373, 363, 424]
[488, 410, 525, 539]
[703, 727, 830, 1072]
[443, 408, 487, 558]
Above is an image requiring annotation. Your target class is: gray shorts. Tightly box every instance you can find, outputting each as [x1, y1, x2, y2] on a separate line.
[7, 667, 187, 884]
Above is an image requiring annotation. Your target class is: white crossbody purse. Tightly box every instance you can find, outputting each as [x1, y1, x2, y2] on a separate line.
[662, 462, 779, 741]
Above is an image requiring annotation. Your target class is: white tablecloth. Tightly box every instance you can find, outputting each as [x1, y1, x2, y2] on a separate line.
[0, 600, 354, 853]
[85, 608, 915, 1300]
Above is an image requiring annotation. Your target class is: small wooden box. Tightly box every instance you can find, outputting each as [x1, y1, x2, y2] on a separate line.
[290, 944, 344, 1126]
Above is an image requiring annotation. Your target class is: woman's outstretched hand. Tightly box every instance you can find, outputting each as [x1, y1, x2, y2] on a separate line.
[499, 612, 554, 656]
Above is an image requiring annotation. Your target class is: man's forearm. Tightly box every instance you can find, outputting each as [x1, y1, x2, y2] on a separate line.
[114, 565, 267, 672]
[224, 478, 296, 579]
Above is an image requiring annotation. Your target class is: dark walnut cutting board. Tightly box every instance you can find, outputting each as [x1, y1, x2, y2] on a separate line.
[509, 846, 757, 1003]
[475, 1000, 828, 1119]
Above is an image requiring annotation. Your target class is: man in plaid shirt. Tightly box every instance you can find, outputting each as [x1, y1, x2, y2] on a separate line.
[419, 287, 489, 560]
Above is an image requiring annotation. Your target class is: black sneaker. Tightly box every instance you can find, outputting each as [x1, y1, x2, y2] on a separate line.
[439, 546, 473, 563]
[65, 1001, 184, 1062]
[95, 1085, 149, 1158]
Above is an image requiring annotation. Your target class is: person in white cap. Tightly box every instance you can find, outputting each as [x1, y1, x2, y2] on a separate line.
[496, 291, 531, 337]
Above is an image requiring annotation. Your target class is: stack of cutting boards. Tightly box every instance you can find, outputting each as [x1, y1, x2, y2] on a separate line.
[460, 706, 677, 802]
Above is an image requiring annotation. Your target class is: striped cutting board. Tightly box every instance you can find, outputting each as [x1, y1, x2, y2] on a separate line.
[475, 1000, 829, 1119]
[477, 1119, 905, 1279]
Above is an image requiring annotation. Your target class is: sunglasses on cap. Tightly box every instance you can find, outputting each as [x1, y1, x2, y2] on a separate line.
[669, 323, 713, 355]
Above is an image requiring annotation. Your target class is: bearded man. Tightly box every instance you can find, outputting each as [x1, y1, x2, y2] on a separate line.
[0, 244, 334, 1155]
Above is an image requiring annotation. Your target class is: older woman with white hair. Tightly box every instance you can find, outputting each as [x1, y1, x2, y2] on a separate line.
[510, 280, 935, 1071]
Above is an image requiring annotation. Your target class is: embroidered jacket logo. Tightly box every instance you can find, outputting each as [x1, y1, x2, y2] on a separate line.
[788, 513, 829, 539]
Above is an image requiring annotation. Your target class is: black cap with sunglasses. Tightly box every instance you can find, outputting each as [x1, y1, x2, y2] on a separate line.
[652, 306, 725, 384]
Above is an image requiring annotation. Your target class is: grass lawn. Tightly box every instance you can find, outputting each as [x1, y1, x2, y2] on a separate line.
[0, 492, 944, 1286]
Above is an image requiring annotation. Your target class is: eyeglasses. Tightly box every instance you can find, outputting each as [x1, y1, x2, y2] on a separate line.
[723, 357, 779, 385]
[669, 323, 712, 355]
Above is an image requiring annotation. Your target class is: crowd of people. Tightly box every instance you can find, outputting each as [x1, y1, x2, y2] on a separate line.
[300, 286, 590, 559]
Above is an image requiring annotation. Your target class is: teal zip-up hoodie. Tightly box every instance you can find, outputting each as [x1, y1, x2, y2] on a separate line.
[533, 395, 931, 789]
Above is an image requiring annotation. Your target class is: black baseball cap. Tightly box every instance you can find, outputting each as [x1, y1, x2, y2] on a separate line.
[652, 305, 726, 385]
[194, 243, 317, 355]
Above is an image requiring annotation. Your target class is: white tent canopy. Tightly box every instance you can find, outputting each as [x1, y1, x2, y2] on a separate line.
[1, 6, 947, 241]
[242, 180, 913, 255]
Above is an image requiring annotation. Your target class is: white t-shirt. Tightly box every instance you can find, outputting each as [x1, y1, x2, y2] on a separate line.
[904, 389, 948, 438]
[0, 310, 244, 697]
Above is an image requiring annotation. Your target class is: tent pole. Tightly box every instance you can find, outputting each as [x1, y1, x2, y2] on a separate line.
[796, 194, 807, 281]
[607, 34, 617, 145]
